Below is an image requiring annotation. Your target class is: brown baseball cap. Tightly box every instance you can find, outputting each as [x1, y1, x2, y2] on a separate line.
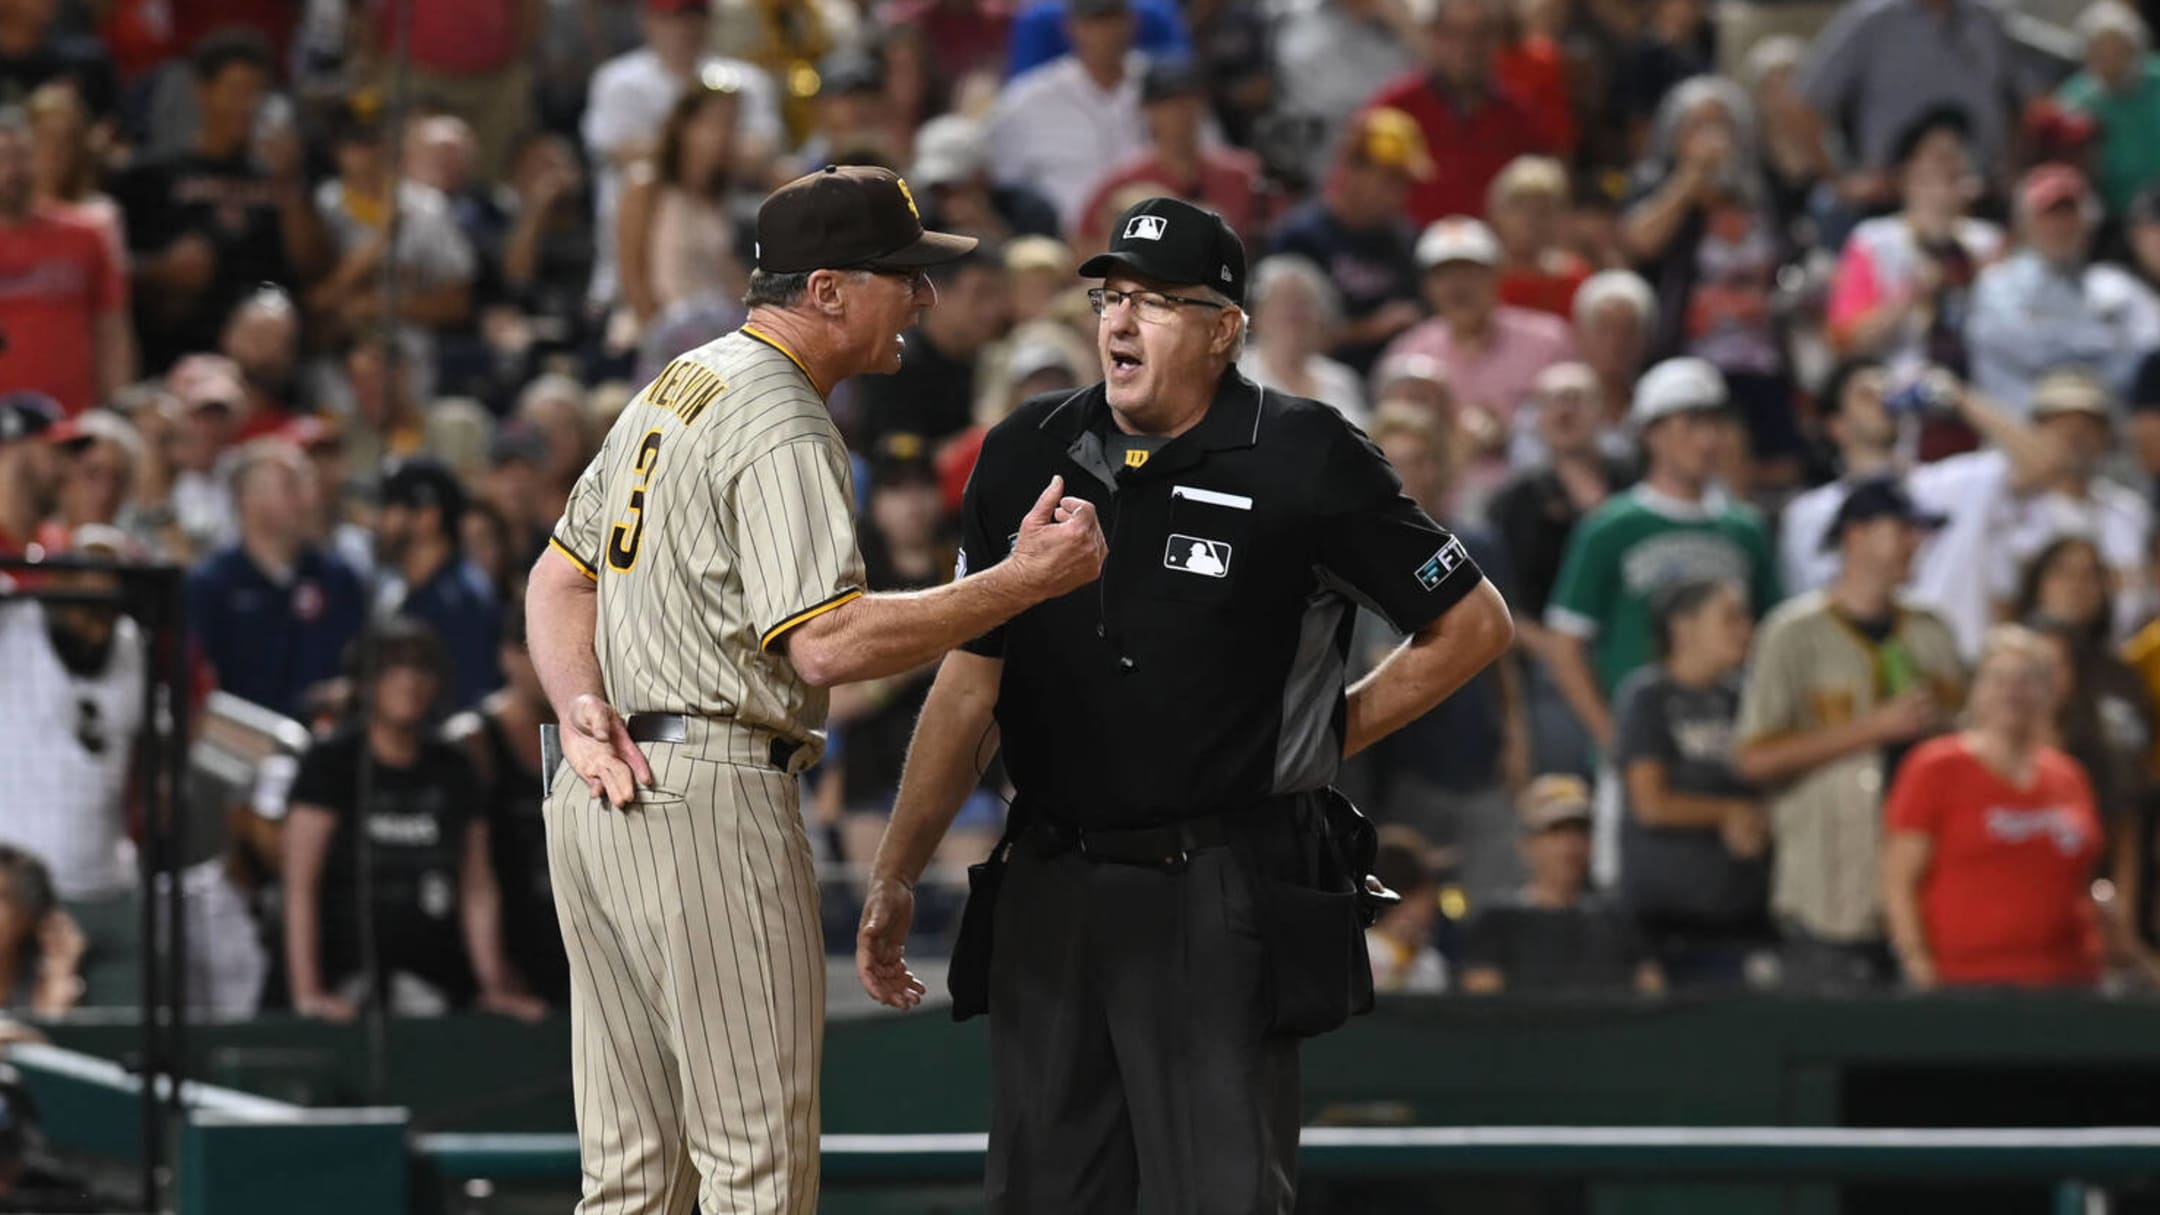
[754, 164, 976, 275]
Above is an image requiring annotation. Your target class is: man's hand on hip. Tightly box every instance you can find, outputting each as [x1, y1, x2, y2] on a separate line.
[565, 693, 654, 808]
[1006, 475, 1106, 601]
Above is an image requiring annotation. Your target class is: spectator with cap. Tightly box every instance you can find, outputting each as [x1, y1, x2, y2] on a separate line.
[1458, 775, 1663, 995]
[375, 456, 504, 714]
[1363, 0, 1552, 227]
[851, 243, 1012, 452]
[1796, 0, 2031, 209]
[282, 619, 538, 1021]
[910, 114, 1061, 244]
[113, 30, 329, 373]
[1967, 165, 2160, 414]
[1989, 370, 2153, 646]
[1237, 255, 1368, 427]
[283, 416, 374, 578]
[1544, 358, 1779, 765]
[795, 44, 897, 171]
[1735, 476, 1964, 990]
[1622, 76, 1802, 485]
[1490, 362, 1635, 775]
[1265, 106, 1432, 377]
[309, 94, 479, 344]
[1883, 625, 2104, 991]
[1004, 0, 1190, 81]
[0, 392, 59, 558]
[1825, 106, 2002, 386]
[582, 0, 781, 312]
[188, 440, 366, 721]
[2057, 2, 2160, 222]
[38, 412, 142, 554]
[1778, 359, 2058, 657]
[1613, 575, 1772, 989]
[0, 105, 128, 416]
[1071, 57, 1268, 251]
[1381, 216, 1575, 460]
[1570, 269, 1658, 435]
[157, 360, 246, 559]
[0, 526, 149, 1008]
[987, 0, 1151, 231]
[1366, 825, 1447, 993]
[615, 77, 750, 337]
[1489, 155, 1591, 320]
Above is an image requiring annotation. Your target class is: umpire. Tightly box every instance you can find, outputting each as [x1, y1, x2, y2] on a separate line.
[857, 197, 1514, 1213]
[527, 165, 1104, 1215]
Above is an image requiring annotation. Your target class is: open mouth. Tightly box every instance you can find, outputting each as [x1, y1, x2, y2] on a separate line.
[1108, 350, 1143, 376]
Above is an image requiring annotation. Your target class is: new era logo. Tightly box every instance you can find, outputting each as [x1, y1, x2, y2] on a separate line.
[1164, 533, 1231, 578]
[1124, 215, 1168, 241]
[1415, 538, 1468, 591]
[1220, 265, 1232, 282]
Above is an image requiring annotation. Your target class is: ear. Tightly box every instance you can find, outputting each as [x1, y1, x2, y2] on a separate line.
[808, 269, 848, 317]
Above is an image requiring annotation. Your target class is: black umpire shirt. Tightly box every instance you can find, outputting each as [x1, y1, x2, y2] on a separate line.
[958, 368, 1486, 828]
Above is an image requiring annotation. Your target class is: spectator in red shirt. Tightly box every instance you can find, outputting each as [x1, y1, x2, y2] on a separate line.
[365, 0, 542, 181]
[885, 0, 1016, 86]
[1363, 0, 1551, 226]
[1489, 154, 1591, 319]
[0, 108, 130, 415]
[220, 287, 302, 442]
[1883, 625, 2104, 990]
[1071, 57, 1267, 251]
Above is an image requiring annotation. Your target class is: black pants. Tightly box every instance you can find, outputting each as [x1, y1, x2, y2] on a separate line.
[986, 842, 1300, 1215]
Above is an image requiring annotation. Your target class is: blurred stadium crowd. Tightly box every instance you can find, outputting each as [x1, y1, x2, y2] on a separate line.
[7, 0, 2160, 1028]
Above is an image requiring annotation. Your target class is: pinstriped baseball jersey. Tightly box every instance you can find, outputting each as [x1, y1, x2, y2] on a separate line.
[549, 327, 865, 756]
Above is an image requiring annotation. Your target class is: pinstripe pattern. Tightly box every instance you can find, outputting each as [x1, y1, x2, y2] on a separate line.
[545, 330, 848, 1215]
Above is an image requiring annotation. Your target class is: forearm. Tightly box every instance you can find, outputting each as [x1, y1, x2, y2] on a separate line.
[1545, 633, 1612, 747]
[283, 878, 326, 999]
[784, 568, 1037, 688]
[1881, 844, 1932, 966]
[279, 189, 331, 282]
[869, 657, 1003, 886]
[502, 214, 545, 287]
[94, 311, 134, 404]
[1735, 719, 1883, 784]
[393, 281, 474, 328]
[461, 882, 511, 993]
[1636, 789, 1752, 829]
[1343, 582, 1513, 759]
[1956, 386, 2060, 489]
[1834, 297, 1915, 354]
[527, 552, 606, 716]
[1619, 181, 1697, 262]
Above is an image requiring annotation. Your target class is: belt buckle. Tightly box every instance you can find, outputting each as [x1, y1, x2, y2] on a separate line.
[1162, 849, 1190, 874]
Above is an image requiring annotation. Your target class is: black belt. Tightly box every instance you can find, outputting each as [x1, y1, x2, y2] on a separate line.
[1029, 813, 1231, 872]
[623, 712, 806, 772]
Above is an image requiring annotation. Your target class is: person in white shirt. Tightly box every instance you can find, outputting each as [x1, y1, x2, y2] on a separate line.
[1780, 357, 2061, 659]
[581, 0, 781, 311]
[986, 0, 1150, 231]
[0, 525, 148, 1006]
[1238, 253, 1370, 426]
[1991, 370, 2154, 644]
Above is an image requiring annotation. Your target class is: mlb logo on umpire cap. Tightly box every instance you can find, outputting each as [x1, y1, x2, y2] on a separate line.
[1124, 214, 1168, 241]
[1415, 537, 1468, 591]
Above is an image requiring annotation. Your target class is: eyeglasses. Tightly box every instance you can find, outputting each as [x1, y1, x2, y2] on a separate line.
[1088, 287, 1227, 324]
[858, 267, 930, 292]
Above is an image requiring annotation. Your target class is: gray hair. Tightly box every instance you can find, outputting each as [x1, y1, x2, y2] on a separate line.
[1573, 269, 1659, 333]
[1648, 75, 1763, 201]
[742, 269, 814, 310]
[1248, 254, 1343, 330]
[516, 372, 586, 417]
[1741, 35, 1808, 92]
[2079, 0, 2150, 53]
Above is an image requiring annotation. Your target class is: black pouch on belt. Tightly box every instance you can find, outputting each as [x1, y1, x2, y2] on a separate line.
[1242, 788, 1392, 1037]
[948, 809, 1025, 1022]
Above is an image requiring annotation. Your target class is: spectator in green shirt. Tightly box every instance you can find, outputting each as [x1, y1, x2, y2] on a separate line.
[2058, 2, 2160, 219]
[1543, 357, 1781, 754]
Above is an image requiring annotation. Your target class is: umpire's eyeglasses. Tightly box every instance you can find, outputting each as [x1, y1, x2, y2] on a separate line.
[1088, 287, 1227, 325]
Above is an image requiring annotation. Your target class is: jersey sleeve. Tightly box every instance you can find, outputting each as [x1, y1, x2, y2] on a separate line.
[1884, 743, 1946, 837]
[955, 457, 1011, 658]
[549, 448, 610, 581]
[1544, 510, 1617, 639]
[725, 436, 867, 652]
[1735, 618, 1801, 747]
[1312, 424, 1485, 634]
[1613, 675, 1673, 769]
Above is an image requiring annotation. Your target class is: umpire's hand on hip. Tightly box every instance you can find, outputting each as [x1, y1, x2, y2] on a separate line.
[1006, 476, 1107, 600]
[566, 693, 655, 808]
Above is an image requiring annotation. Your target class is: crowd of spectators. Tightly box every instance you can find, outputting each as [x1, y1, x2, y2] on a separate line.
[9, 0, 2160, 1020]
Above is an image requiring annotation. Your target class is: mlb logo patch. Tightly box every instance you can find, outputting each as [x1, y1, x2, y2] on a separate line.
[1124, 215, 1168, 241]
[1164, 533, 1232, 577]
[1415, 538, 1468, 591]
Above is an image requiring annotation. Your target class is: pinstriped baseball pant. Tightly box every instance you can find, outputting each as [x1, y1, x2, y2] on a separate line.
[545, 731, 823, 1215]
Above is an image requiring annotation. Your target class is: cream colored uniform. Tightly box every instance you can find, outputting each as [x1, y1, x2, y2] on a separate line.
[545, 326, 863, 1215]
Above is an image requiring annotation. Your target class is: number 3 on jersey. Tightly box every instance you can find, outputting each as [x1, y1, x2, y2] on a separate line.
[606, 430, 664, 571]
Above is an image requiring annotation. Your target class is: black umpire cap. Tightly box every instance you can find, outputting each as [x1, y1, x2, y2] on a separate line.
[1079, 197, 1248, 305]
[754, 164, 977, 274]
